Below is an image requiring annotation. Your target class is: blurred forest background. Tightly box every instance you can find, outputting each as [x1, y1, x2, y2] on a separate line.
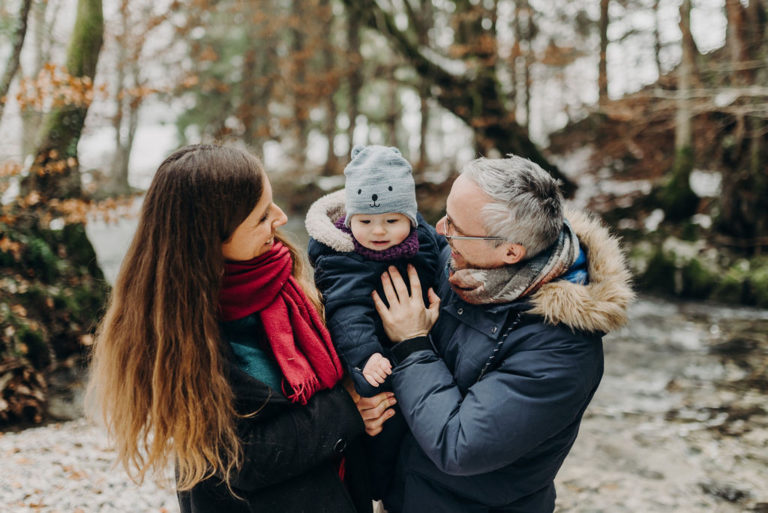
[0, 0, 766, 430]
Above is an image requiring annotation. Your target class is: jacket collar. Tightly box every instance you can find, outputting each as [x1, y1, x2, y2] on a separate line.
[525, 208, 634, 333]
[441, 208, 633, 335]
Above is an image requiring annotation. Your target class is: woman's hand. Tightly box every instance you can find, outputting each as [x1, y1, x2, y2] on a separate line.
[372, 264, 440, 342]
[343, 378, 397, 436]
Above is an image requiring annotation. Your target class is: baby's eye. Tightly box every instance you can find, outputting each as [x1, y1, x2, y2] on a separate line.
[386, 219, 400, 223]
[359, 220, 371, 224]
[388, 186, 393, 191]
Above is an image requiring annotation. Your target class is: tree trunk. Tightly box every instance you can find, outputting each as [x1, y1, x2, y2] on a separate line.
[241, 45, 260, 147]
[520, 0, 533, 136]
[292, 0, 308, 169]
[725, 0, 746, 71]
[321, 0, 338, 176]
[24, 0, 104, 200]
[653, 0, 662, 80]
[598, 0, 609, 105]
[346, 2, 362, 150]
[108, 0, 130, 195]
[660, 0, 698, 221]
[717, 0, 768, 250]
[675, 0, 693, 153]
[386, 81, 399, 148]
[510, 2, 521, 122]
[241, 13, 277, 160]
[21, 0, 61, 159]
[341, 0, 576, 195]
[0, 0, 33, 124]
[415, 0, 434, 175]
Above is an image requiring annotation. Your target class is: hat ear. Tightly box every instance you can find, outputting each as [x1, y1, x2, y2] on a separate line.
[388, 147, 402, 156]
[351, 145, 365, 159]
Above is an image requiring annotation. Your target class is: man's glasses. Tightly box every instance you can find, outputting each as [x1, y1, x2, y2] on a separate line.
[442, 216, 506, 242]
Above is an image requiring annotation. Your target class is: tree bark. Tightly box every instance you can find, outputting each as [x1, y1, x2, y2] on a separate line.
[343, 0, 575, 195]
[21, 0, 57, 160]
[108, 0, 131, 195]
[725, 0, 746, 70]
[346, 2, 362, 151]
[598, 0, 609, 105]
[0, 0, 33, 124]
[717, 0, 768, 249]
[321, 0, 338, 175]
[291, 0, 308, 169]
[415, 0, 435, 175]
[653, 0, 662, 80]
[660, 0, 698, 221]
[386, 80, 399, 148]
[519, 0, 533, 135]
[24, 0, 104, 200]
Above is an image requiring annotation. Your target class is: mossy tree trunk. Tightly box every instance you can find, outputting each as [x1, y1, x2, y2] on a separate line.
[660, 0, 699, 221]
[23, 0, 104, 201]
[716, 0, 768, 252]
[1, 0, 107, 427]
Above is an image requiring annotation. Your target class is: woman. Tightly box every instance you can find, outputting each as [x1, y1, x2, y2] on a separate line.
[87, 144, 395, 512]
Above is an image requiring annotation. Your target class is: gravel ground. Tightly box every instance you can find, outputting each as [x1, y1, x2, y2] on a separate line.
[3, 296, 767, 512]
[1, 419, 177, 513]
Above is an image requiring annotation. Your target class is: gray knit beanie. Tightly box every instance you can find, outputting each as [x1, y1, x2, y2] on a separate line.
[343, 145, 418, 227]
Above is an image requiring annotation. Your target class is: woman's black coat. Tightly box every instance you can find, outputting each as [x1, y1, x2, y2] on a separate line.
[177, 364, 372, 513]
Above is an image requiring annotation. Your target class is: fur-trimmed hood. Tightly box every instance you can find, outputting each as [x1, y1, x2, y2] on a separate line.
[306, 190, 634, 334]
[305, 189, 355, 252]
[528, 208, 634, 334]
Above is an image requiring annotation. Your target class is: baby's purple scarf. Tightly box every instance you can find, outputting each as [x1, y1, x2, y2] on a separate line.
[334, 217, 419, 261]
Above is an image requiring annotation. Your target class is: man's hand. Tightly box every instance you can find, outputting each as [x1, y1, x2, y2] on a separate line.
[372, 264, 440, 342]
[362, 353, 392, 387]
[343, 377, 397, 436]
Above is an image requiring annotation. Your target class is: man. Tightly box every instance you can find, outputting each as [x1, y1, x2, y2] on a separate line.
[371, 156, 634, 512]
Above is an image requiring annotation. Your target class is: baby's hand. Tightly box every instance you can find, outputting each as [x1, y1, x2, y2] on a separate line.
[362, 353, 392, 387]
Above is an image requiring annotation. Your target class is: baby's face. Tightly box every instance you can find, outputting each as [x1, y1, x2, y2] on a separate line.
[349, 213, 412, 251]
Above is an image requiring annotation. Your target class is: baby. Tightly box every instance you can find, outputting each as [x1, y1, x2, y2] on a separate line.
[306, 145, 442, 499]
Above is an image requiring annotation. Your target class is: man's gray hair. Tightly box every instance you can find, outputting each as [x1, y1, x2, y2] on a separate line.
[461, 156, 564, 259]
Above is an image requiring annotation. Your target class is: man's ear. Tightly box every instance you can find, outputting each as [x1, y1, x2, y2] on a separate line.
[501, 243, 526, 265]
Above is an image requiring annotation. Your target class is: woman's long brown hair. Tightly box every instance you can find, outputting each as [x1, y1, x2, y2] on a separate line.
[86, 144, 320, 490]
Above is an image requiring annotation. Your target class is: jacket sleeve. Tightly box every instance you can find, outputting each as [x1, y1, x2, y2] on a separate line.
[313, 251, 388, 387]
[228, 385, 365, 491]
[391, 327, 602, 476]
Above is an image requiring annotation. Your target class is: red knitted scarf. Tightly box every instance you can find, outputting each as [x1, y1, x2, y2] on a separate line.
[219, 242, 343, 404]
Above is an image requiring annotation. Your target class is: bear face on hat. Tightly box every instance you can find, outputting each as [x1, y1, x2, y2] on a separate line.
[343, 145, 418, 227]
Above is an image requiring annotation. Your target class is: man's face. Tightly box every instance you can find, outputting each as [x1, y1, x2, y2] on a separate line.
[435, 174, 521, 269]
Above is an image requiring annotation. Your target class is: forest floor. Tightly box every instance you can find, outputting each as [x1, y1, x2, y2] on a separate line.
[2, 296, 766, 512]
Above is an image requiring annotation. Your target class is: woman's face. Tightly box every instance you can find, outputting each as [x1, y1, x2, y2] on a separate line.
[222, 175, 288, 261]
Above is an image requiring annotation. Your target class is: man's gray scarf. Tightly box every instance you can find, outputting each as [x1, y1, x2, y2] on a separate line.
[448, 220, 579, 305]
